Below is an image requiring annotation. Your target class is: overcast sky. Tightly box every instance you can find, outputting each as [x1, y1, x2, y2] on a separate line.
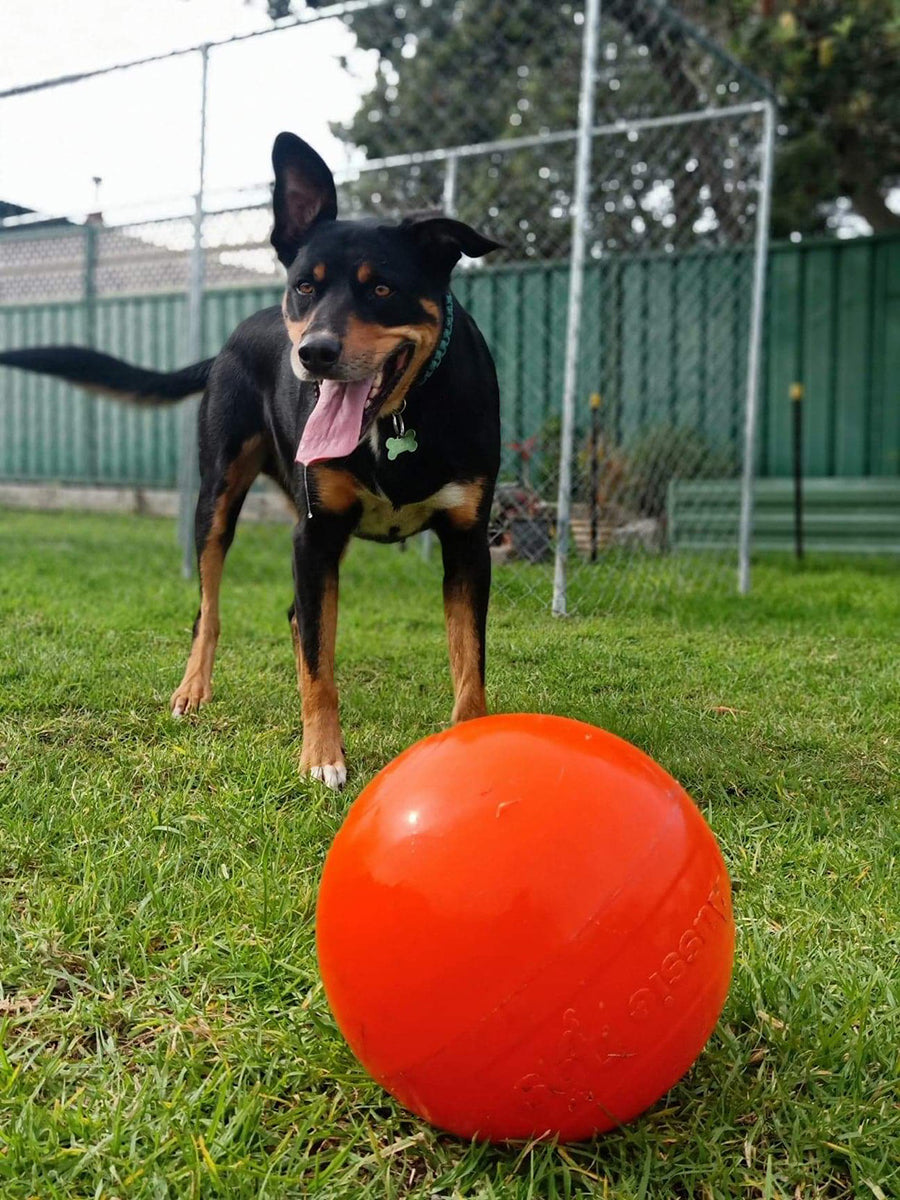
[0, 0, 375, 220]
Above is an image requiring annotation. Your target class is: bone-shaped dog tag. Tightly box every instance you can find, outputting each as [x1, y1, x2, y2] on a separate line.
[386, 428, 418, 460]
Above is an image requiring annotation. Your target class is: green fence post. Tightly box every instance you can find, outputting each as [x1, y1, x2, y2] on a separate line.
[83, 220, 98, 482]
[589, 392, 601, 564]
[790, 381, 804, 560]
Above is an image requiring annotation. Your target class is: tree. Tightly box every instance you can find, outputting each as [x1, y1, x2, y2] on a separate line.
[331, 3, 586, 258]
[268, 0, 900, 243]
[333, 1, 772, 256]
[730, 1, 900, 234]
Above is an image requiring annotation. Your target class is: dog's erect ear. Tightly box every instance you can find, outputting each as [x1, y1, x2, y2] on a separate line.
[401, 216, 502, 275]
[270, 132, 338, 268]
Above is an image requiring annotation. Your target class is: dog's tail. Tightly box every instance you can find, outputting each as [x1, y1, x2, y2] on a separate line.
[0, 346, 214, 406]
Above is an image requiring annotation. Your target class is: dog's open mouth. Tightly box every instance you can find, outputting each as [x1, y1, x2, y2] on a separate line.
[296, 344, 413, 466]
[363, 344, 413, 422]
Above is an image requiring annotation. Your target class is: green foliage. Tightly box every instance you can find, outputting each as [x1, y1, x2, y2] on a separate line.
[622, 422, 740, 518]
[334, 2, 584, 257]
[527, 418, 740, 518]
[341, 3, 583, 153]
[327, 0, 899, 243]
[735, 0, 900, 234]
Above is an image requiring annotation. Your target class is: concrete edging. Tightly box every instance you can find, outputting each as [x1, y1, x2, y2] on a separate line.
[0, 482, 295, 523]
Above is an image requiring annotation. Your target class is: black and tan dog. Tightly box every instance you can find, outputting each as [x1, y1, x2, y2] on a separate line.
[0, 133, 501, 788]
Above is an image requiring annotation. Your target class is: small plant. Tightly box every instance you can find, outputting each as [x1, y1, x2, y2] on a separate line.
[491, 434, 555, 562]
[620, 424, 740, 519]
[526, 414, 630, 512]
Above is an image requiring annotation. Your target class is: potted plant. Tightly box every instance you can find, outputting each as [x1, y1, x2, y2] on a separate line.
[491, 436, 554, 563]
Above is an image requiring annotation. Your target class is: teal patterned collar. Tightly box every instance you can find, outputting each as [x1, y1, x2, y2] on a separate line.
[415, 292, 454, 388]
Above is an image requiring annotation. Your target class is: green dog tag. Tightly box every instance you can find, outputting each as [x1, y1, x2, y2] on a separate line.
[386, 428, 418, 460]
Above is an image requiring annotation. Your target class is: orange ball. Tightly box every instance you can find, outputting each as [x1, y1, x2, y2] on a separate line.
[316, 714, 734, 1142]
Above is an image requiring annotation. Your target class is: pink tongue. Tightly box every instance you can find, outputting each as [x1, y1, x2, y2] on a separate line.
[296, 378, 374, 464]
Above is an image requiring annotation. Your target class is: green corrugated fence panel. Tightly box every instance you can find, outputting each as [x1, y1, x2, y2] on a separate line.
[672, 254, 702, 435]
[576, 262, 602, 411]
[520, 268, 553, 437]
[0, 302, 89, 480]
[669, 477, 900, 553]
[834, 242, 873, 476]
[456, 268, 506, 471]
[763, 245, 801, 477]
[204, 287, 282, 358]
[495, 271, 522, 446]
[880, 241, 900, 476]
[647, 258, 675, 427]
[799, 242, 836, 476]
[619, 258, 646, 445]
[0, 236, 898, 489]
[546, 265, 570, 435]
[707, 251, 745, 454]
[92, 295, 185, 486]
[765, 235, 900, 480]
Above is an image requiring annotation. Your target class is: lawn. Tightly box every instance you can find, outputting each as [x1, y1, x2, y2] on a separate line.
[0, 509, 897, 1199]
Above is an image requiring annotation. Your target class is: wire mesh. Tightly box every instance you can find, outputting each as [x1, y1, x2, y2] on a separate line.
[0, 0, 772, 612]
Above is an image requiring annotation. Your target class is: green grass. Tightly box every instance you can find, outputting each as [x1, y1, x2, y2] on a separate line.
[0, 509, 898, 1199]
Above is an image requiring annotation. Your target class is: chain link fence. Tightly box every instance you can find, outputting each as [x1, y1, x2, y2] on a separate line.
[0, 0, 774, 613]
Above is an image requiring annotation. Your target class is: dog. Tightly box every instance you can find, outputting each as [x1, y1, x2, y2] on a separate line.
[0, 132, 502, 788]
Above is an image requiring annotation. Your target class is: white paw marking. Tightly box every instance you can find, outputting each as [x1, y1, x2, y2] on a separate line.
[310, 762, 347, 790]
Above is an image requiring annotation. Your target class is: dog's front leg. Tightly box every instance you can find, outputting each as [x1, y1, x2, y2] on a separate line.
[291, 517, 351, 789]
[436, 519, 491, 724]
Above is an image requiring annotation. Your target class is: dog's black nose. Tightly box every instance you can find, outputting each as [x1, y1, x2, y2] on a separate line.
[297, 333, 342, 373]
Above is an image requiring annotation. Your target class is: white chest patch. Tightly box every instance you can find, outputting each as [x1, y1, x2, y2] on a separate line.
[356, 482, 468, 541]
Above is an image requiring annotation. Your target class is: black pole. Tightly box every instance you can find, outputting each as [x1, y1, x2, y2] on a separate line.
[589, 392, 601, 563]
[791, 382, 804, 560]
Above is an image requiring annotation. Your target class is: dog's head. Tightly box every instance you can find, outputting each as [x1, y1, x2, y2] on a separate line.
[270, 132, 500, 463]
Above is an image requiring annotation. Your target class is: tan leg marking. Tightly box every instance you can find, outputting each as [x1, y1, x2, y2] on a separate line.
[445, 586, 487, 724]
[445, 478, 486, 531]
[171, 435, 265, 716]
[291, 579, 346, 788]
[310, 466, 358, 515]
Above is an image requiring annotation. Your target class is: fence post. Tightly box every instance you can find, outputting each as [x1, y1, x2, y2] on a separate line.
[589, 392, 601, 563]
[442, 153, 459, 219]
[737, 97, 776, 595]
[178, 43, 210, 579]
[791, 381, 804, 560]
[552, 0, 601, 616]
[83, 220, 99, 482]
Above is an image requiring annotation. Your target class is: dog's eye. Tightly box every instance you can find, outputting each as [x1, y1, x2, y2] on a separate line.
[295, 281, 315, 296]
[373, 284, 393, 298]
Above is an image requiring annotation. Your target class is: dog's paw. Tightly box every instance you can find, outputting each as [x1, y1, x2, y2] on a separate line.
[308, 761, 348, 790]
[300, 720, 346, 790]
[170, 678, 211, 717]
